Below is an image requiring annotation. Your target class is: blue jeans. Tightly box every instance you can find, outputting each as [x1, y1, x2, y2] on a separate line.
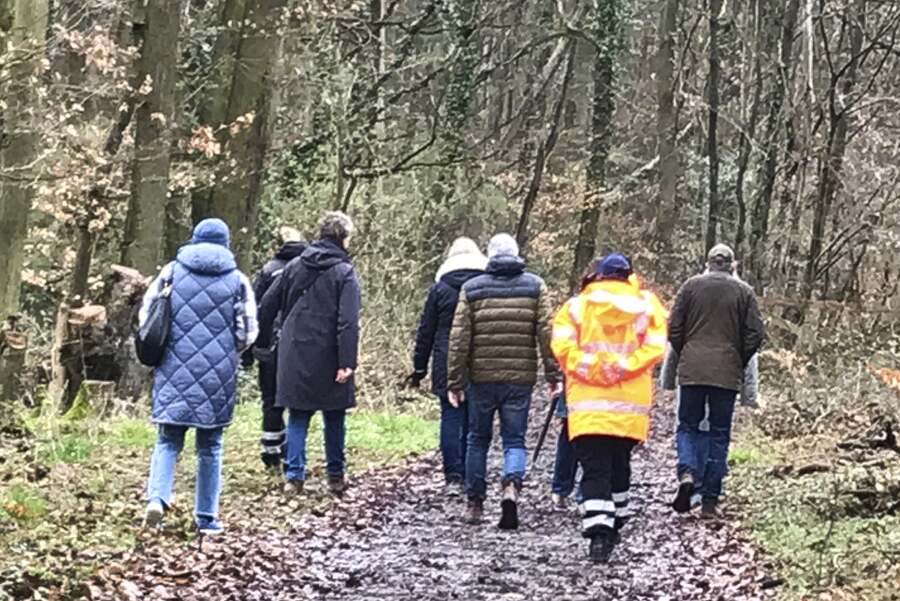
[439, 395, 468, 483]
[676, 385, 737, 501]
[465, 382, 532, 500]
[285, 409, 346, 482]
[551, 419, 579, 497]
[146, 424, 224, 521]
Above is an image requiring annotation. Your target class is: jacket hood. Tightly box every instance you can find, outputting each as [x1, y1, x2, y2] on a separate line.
[580, 279, 652, 327]
[300, 239, 350, 271]
[176, 242, 237, 275]
[275, 241, 307, 262]
[485, 254, 526, 277]
[440, 268, 483, 290]
[435, 252, 488, 282]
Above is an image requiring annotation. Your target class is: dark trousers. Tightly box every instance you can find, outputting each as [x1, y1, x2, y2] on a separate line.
[676, 385, 737, 501]
[439, 394, 468, 483]
[259, 360, 286, 468]
[574, 435, 635, 538]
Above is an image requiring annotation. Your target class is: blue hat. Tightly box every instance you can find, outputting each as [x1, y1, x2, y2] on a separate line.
[192, 218, 230, 247]
[595, 253, 632, 280]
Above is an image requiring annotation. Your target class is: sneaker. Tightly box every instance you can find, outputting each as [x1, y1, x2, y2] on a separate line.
[327, 474, 346, 496]
[444, 480, 464, 498]
[465, 498, 484, 524]
[143, 500, 164, 530]
[283, 480, 304, 496]
[672, 473, 695, 513]
[498, 482, 519, 530]
[551, 493, 567, 510]
[700, 499, 721, 520]
[589, 532, 616, 564]
[196, 517, 224, 536]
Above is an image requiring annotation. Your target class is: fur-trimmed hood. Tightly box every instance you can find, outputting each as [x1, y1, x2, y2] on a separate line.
[435, 252, 488, 282]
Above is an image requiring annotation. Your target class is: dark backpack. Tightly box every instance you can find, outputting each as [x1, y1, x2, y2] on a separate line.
[134, 274, 174, 367]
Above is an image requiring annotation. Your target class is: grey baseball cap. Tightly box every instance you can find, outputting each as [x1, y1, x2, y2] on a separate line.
[707, 243, 735, 263]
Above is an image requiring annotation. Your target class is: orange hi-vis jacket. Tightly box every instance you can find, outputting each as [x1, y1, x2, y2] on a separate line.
[551, 277, 668, 443]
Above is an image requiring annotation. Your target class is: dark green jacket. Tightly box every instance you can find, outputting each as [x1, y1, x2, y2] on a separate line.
[447, 255, 560, 389]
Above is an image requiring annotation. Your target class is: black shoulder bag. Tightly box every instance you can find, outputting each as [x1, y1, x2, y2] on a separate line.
[135, 272, 175, 367]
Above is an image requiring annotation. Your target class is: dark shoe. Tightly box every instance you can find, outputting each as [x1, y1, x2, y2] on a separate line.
[444, 479, 464, 498]
[614, 516, 630, 533]
[498, 482, 519, 530]
[327, 474, 346, 496]
[589, 532, 616, 564]
[465, 498, 484, 524]
[700, 499, 721, 520]
[672, 473, 694, 513]
[283, 480, 304, 496]
[551, 493, 567, 510]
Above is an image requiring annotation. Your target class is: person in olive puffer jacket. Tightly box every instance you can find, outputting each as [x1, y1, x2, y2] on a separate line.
[447, 233, 561, 530]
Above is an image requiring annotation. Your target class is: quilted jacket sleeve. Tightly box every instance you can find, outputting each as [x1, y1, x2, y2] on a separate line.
[537, 284, 561, 383]
[446, 289, 473, 391]
[337, 266, 361, 370]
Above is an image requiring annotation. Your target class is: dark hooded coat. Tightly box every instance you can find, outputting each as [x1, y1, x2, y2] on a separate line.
[258, 239, 361, 411]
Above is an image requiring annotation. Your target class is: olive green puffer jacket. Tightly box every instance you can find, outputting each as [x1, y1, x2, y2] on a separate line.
[447, 255, 560, 389]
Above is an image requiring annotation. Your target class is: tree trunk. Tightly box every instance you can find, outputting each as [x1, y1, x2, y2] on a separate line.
[704, 0, 722, 253]
[749, 0, 801, 287]
[571, 1, 622, 290]
[653, 0, 680, 252]
[191, 0, 286, 266]
[802, 0, 865, 300]
[121, 0, 183, 275]
[0, 0, 49, 319]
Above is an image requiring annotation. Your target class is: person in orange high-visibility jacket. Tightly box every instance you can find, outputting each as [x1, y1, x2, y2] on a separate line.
[551, 253, 668, 564]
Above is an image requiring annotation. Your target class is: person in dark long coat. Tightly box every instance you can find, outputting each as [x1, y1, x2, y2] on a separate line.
[243, 227, 306, 471]
[407, 237, 486, 494]
[258, 212, 361, 496]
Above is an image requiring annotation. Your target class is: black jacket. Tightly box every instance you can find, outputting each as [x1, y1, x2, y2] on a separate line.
[413, 269, 483, 396]
[668, 269, 765, 391]
[258, 239, 361, 411]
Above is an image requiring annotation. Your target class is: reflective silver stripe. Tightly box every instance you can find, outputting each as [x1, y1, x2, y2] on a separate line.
[644, 334, 667, 347]
[583, 499, 615, 513]
[260, 446, 282, 455]
[612, 491, 629, 503]
[615, 507, 633, 518]
[585, 290, 651, 314]
[261, 431, 285, 441]
[583, 514, 615, 530]
[575, 352, 595, 379]
[568, 297, 584, 325]
[568, 400, 650, 416]
[553, 326, 577, 341]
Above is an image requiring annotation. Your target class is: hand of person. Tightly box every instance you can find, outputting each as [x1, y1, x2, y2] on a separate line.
[662, 389, 676, 403]
[448, 389, 464, 408]
[336, 368, 354, 383]
[548, 381, 563, 399]
[240, 350, 255, 369]
[404, 371, 425, 389]
[598, 362, 625, 387]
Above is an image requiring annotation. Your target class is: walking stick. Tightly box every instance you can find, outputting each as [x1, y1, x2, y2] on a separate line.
[532, 393, 560, 464]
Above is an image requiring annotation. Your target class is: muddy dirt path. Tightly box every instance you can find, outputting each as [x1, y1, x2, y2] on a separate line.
[92, 400, 769, 600]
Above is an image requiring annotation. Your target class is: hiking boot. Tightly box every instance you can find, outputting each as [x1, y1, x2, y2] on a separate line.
[327, 474, 346, 496]
[196, 517, 224, 536]
[672, 472, 695, 513]
[551, 493, 567, 510]
[700, 498, 721, 520]
[498, 482, 520, 530]
[143, 500, 164, 530]
[465, 498, 484, 524]
[283, 480, 304, 496]
[589, 532, 616, 564]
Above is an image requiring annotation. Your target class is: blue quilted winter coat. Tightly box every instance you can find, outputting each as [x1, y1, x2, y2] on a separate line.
[141, 242, 257, 428]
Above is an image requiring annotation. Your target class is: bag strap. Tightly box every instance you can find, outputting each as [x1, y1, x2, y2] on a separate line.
[279, 264, 335, 324]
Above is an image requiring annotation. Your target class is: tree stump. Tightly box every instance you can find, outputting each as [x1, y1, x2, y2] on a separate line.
[0, 316, 28, 403]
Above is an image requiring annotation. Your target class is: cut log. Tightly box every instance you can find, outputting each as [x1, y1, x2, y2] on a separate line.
[0, 321, 27, 402]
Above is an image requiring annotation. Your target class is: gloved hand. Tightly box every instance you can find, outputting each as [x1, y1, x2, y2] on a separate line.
[597, 361, 625, 387]
[404, 371, 426, 389]
[241, 349, 255, 369]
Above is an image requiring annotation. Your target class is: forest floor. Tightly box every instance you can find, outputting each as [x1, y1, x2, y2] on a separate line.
[84, 398, 773, 601]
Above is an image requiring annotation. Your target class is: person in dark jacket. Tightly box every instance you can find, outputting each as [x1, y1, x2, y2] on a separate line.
[668, 244, 765, 518]
[258, 212, 361, 497]
[408, 237, 487, 494]
[140, 218, 258, 535]
[447, 233, 561, 529]
[245, 227, 306, 471]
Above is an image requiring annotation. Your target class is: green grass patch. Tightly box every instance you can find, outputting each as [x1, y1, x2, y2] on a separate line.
[38, 433, 95, 464]
[0, 485, 48, 523]
[110, 419, 156, 448]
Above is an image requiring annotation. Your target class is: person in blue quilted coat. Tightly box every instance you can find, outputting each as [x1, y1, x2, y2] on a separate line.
[138, 218, 258, 535]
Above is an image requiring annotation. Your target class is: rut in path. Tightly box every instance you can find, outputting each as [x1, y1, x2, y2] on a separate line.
[92, 399, 769, 601]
